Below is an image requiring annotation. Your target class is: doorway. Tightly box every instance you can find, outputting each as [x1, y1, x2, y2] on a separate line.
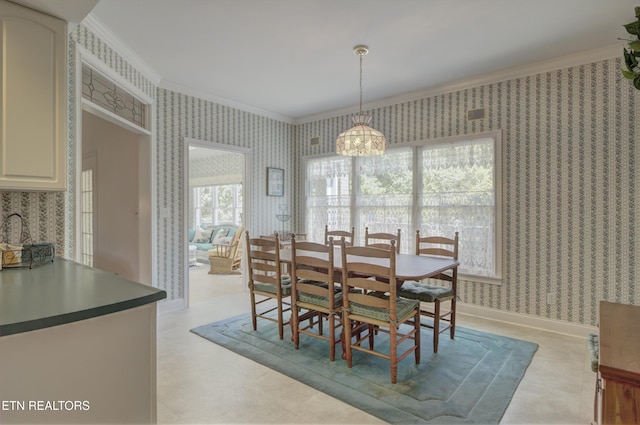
[80, 110, 152, 284]
[185, 139, 250, 305]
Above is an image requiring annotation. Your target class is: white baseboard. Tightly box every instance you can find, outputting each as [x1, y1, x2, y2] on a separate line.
[158, 298, 186, 315]
[458, 303, 598, 339]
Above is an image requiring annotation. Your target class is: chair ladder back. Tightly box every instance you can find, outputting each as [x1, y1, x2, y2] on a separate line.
[365, 227, 401, 253]
[403, 230, 459, 353]
[291, 238, 334, 292]
[324, 225, 355, 247]
[246, 231, 291, 340]
[340, 241, 420, 383]
[341, 243, 398, 308]
[415, 230, 459, 260]
[246, 232, 283, 292]
[291, 236, 342, 360]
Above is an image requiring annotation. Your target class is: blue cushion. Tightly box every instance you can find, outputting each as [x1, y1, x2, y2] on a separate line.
[191, 242, 213, 251]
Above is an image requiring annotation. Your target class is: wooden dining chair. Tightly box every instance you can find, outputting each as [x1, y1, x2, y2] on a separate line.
[397, 230, 459, 353]
[246, 231, 292, 340]
[340, 241, 421, 384]
[324, 225, 354, 247]
[290, 236, 342, 361]
[364, 227, 401, 253]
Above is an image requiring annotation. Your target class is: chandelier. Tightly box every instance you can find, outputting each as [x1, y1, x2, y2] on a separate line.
[336, 45, 387, 156]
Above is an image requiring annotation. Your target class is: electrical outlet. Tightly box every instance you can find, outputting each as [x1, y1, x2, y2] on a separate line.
[546, 293, 556, 305]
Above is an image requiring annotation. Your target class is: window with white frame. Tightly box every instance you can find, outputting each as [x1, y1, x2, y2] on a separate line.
[304, 132, 501, 278]
[193, 183, 243, 228]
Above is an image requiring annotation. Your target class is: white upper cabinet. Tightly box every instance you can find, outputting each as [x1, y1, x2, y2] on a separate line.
[0, 0, 67, 191]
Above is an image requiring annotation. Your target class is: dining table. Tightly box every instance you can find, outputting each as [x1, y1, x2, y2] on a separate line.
[279, 245, 459, 285]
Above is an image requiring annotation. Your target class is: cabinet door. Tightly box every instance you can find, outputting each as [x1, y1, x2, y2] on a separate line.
[601, 377, 640, 424]
[0, 1, 67, 191]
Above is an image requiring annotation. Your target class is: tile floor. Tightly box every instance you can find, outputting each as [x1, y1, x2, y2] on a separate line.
[156, 268, 596, 424]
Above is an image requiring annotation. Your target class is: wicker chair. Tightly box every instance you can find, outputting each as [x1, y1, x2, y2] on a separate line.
[207, 226, 243, 274]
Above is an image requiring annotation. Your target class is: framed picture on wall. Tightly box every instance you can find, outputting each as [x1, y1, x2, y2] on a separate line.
[267, 167, 284, 196]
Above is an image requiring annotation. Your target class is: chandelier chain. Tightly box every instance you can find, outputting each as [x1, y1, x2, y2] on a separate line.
[359, 52, 363, 116]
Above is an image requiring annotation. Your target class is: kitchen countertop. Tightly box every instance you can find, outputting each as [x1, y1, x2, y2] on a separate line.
[0, 258, 166, 336]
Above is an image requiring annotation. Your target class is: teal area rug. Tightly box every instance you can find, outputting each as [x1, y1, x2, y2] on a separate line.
[191, 314, 537, 424]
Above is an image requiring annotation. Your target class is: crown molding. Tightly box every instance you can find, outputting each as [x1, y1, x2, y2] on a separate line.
[159, 80, 294, 124]
[76, 16, 624, 127]
[83, 13, 292, 123]
[82, 14, 162, 86]
[295, 43, 623, 125]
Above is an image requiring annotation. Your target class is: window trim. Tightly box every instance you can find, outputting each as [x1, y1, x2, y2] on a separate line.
[302, 130, 502, 283]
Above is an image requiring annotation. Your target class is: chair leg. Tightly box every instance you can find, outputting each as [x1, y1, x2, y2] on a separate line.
[414, 309, 421, 364]
[329, 313, 336, 362]
[450, 297, 456, 340]
[433, 299, 441, 353]
[343, 311, 353, 367]
[249, 289, 258, 331]
[292, 304, 299, 349]
[277, 297, 284, 340]
[368, 324, 375, 350]
[390, 325, 398, 384]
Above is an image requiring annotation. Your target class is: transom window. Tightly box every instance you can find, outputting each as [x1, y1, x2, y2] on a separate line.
[81, 62, 149, 130]
[304, 131, 501, 279]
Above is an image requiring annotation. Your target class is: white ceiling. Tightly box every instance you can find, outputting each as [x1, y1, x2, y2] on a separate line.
[12, 0, 640, 122]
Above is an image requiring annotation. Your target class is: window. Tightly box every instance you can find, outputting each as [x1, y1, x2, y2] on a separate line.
[80, 167, 94, 267]
[417, 137, 497, 276]
[357, 147, 414, 252]
[306, 156, 351, 242]
[304, 132, 501, 279]
[193, 183, 243, 227]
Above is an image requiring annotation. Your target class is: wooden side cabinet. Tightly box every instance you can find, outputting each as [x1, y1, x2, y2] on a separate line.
[598, 301, 640, 424]
[0, 0, 67, 191]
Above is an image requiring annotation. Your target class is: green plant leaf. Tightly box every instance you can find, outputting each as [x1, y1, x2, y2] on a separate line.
[624, 49, 634, 67]
[621, 68, 637, 79]
[634, 74, 640, 90]
[630, 40, 640, 51]
[624, 21, 640, 35]
[624, 48, 639, 68]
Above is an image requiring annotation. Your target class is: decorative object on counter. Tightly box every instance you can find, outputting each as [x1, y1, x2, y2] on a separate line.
[0, 213, 55, 269]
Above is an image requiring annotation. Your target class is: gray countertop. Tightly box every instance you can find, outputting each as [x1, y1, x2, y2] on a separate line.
[0, 258, 166, 336]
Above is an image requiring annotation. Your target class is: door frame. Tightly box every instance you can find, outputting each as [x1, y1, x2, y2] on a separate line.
[74, 45, 157, 288]
[183, 137, 251, 307]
